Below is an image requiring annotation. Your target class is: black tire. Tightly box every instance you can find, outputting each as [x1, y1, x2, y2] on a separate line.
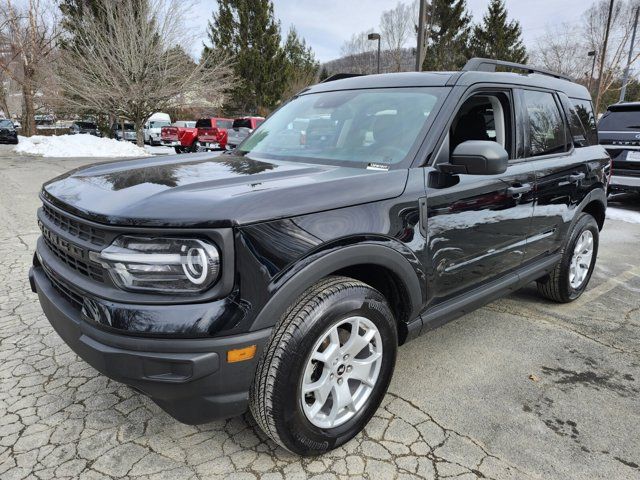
[174, 146, 184, 154]
[537, 213, 599, 303]
[190, 141, 204, 153]
[249, 276, 397, 455]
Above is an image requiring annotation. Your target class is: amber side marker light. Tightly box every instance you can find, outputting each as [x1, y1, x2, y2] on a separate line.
[227, 345, 257, 363]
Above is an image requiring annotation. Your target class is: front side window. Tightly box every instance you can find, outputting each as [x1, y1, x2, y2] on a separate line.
[239, 87, 448, 166]
[523, 90, 567, 157]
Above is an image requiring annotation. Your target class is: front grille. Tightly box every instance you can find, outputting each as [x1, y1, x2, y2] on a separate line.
[41, 262, 84, 310]
[42, 234, 104, 282]
[42, 203, 106, 246]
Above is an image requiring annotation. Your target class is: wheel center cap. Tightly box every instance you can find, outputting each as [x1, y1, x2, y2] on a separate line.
[336, 364, 346, 376]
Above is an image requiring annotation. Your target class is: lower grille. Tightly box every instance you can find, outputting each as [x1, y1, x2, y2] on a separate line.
[41, 262, 84, 310]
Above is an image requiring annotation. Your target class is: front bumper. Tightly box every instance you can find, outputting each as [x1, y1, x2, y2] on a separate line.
[610, 175, 640, 193]
[29, 265, 271, 424]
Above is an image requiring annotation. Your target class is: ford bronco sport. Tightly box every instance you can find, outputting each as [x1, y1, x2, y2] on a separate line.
[29, 58, 610, 455]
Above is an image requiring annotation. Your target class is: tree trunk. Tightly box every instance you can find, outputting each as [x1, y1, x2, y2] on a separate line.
[21, 81, 36, 137]
[135, 119, 144, 147]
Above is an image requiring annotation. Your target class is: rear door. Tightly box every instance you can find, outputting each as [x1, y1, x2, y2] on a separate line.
[517, 89, 591, 262]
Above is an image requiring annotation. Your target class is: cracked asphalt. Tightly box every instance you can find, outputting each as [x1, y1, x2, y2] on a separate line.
[1, 145, 639, 479]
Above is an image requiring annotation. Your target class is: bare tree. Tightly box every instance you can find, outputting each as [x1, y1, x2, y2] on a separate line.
[57, 0, 234, 146]
[0, 0, 59, 136]
[380, 2, 413, 72]
[340, 30, 376, 74]
[584, 0, 640, 110]
[530, 23, 592, 80]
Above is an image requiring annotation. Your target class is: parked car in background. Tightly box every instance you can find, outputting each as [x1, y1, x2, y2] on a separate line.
[161, 121, 195, 152]
[599, 102, 640, 196]
[161, 117, 232, 154]
[13, 120, 21, 130]
[144, 112, 172, 146]
[69, 121, 101, 137]
[0, 118, 18, 144]
[112, 122, 136, 142]
[227, 116, 265, 149]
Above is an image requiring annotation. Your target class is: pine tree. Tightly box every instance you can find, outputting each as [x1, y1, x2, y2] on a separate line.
[468, 0, 527, 63]
[319, 66, 330, 82]
[422, 0, 472, 71]
[204, 0, 287, 114]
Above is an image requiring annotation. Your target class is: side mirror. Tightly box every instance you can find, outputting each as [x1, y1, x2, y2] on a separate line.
[441, 140, 508, 175]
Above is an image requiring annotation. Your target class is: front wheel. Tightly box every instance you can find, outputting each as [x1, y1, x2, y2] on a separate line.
[537, 213, 599, 302]
[250, 276, 397, 455]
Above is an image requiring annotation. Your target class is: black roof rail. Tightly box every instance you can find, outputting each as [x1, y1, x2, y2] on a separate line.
[321, 73, 365, 83]
[462, 57, 572, 82]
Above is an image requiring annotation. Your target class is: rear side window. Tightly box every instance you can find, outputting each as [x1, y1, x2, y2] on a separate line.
[523, 90, 567, 157]
[570, 99, 598, 145]
[195, 119, 211, 128]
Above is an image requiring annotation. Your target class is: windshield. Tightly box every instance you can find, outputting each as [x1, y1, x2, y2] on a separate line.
[239, 87, 447, 165]
[0, 119, 13, 128]
[149, 121, 170, 129]
[599, 109, 640, 131]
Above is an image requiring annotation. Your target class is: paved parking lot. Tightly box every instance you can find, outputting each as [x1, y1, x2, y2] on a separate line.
[1, 145, 639, 479]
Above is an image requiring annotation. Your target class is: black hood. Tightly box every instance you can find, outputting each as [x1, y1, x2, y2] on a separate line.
[42, 153, 408, 227]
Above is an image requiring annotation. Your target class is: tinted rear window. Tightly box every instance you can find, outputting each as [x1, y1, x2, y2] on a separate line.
[76, 122, 97, 129]
[233, 118, 252, 129]
[598, 109, 640, 131]
[195, 119, 211, 128]
[567, 99, 598, 146]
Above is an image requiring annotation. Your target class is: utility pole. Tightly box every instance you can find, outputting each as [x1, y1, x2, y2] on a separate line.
[587, 51, 597, 93]
[595, 0, 615, 114]
[620, 6, 639, 103]
[415, 0, 426, 71]
[368, 33, 381, 74]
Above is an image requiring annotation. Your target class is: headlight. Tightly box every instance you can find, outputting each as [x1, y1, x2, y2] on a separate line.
[90, 236, 220, 294]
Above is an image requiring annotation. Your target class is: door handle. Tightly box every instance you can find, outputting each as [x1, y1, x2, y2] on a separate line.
[569, 172, 586, 183]
[507, 183, 532, 196]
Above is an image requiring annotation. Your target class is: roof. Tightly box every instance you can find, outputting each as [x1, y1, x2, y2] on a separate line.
[304, 70, 591, 101]
[606, 102, 640, 111]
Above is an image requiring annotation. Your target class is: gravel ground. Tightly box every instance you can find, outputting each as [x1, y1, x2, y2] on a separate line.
[1, 146, 639, 480]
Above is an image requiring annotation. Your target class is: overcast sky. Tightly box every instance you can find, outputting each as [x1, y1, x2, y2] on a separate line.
[187, 0, 590, 62]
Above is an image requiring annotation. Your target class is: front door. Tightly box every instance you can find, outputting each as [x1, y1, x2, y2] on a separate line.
[423, 89, 535, 306]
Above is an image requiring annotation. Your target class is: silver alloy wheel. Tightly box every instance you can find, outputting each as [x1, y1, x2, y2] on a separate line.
[569, 230, 594, 289]
[300, 316, 383, 429]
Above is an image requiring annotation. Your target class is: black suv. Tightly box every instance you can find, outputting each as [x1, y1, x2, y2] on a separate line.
[599, 102, 640, 195]
[0, 118, 18, 144]
[29, 58, 609, 455]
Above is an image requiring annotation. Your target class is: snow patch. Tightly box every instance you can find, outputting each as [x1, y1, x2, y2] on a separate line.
[606, 207, 640, 224]
[14, 134, 150, 158]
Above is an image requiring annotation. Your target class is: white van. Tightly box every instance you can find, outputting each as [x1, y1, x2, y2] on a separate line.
[144, 113, 171, 145]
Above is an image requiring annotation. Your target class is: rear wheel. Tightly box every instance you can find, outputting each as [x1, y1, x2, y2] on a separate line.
[250, 276, 397, 455]
[174, 146, 184, 154]
[537, 213, 599, 302]
[191, 141, 205, 153]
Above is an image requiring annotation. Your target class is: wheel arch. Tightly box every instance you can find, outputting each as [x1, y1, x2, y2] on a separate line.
[249, 242, 424, 343]
[575, 188, 607, 231]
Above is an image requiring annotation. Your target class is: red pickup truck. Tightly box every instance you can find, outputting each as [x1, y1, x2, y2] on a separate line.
[161, 118, 233, 154]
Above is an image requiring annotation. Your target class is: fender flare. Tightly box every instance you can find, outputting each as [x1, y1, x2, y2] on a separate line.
[249, 243, 424, 331]
[572, 187, 607, 231]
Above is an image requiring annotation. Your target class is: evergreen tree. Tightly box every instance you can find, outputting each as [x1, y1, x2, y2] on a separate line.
[468, 0, 527, 63]
[422, 0, 472, 71]
[204, 0, 287, 113]
[319, 66, 330, 82]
